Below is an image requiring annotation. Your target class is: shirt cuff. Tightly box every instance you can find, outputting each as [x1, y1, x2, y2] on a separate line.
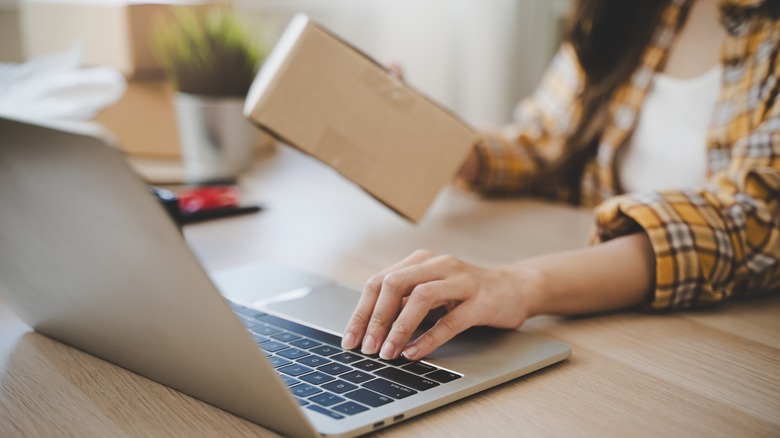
[467, 134, 536, 194]
[591, 193, 730, 311]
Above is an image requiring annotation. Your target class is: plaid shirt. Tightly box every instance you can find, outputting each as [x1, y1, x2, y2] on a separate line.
[471, 0, 780, 310]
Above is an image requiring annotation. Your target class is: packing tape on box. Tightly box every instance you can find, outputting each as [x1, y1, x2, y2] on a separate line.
[361, 68, 414, 113]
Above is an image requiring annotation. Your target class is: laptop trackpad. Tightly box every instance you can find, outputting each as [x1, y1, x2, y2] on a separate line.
[263, 284, 360, 335]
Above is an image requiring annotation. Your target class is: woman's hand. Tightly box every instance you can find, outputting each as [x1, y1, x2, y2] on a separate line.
[340, 250, 538, 360]
[340, 233, 657, 361]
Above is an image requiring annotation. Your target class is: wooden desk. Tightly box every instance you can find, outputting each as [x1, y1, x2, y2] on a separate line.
[1, 146, 778, 437]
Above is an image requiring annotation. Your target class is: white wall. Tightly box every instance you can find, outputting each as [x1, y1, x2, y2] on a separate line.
[236, 0, 571, 126]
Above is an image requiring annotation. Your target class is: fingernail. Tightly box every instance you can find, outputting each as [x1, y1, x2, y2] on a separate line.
[361, 335, 377, 354]
[341, 331, 356, 350]
[401, 345, 419, 361]
[379, 341, 395, 360]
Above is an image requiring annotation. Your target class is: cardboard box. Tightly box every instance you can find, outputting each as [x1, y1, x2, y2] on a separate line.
[95, 79, 182, 158]
[20, 0, 207, 78]
[244, 15, 479, 223]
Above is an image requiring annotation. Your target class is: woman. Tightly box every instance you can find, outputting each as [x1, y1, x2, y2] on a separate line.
[342, 0, 780, 361]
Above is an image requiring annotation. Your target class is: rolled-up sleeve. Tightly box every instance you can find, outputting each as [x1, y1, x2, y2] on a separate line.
[470, 44, 584, 198]
[592, 114, 780, 309]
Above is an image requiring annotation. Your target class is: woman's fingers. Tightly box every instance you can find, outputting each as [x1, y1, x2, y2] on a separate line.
[379, 279, 468, 360]
[401, 302, 476, 360]
[360, 261, 447, 355]
[341, 250, 434, 350]
[387, 62, 405, 80]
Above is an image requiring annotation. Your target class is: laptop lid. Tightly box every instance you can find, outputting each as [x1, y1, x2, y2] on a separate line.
[0, 116, 319, 437]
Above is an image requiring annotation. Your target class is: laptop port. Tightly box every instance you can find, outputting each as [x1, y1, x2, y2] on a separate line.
[393, 414, 405, 422]
[373, 421, 385, 429]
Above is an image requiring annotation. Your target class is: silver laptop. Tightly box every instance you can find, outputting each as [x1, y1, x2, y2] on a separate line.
[0, 116, 570, 437]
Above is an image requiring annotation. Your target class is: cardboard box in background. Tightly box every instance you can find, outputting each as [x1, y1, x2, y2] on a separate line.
[19, 1, 214, 159]
[19, 0, 191, 78]
[244, 15, 479, 223]
[95, 80, 182, 158]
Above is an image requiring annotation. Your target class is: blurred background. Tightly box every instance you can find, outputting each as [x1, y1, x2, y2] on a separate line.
[0, 0, 571, 178]
[0, 0, 570, 127]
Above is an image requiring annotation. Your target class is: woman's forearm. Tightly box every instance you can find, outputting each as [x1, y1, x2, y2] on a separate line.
[505, 232, 656, 317]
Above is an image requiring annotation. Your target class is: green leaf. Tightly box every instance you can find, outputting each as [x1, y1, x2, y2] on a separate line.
[153, 6, 266, 96]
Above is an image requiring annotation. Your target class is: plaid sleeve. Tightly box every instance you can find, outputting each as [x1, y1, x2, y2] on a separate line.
[469, 44, 584, 197]
[592, 113, 780, 310]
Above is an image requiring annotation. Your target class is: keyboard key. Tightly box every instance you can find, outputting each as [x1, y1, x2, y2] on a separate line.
[251, 325, 282, 336]
[291, 383, 322, 398]
[318, 363, 353, 376]
[295, 397, 310, 406]
[298, 355, 331, 367]
[272, 332, 302, 343]
[380, 356, 412, 367]
[344, 389, 393, 407]
[277, 348, 309, 360]
[341, 371, 375, 384]
[311, 345, 342, 357]
[279, 364, 313, 377]
[230, 303, 267, 318]
[260, 341, 288, 353]
[332, 401, 369, 416]
[426, 369, 462, 383]
[291, 338, 322, 350]
[309, 392, 345, 407]
[301, 371, 336, 385]
[278, 374, 300, 387]
[237, 314, 261, 329]
[251, 334, 270, 344]
[375, 368, 439, 391]
[258, 314, 342, 346]
[307, 404, 345, 420]
[402, 362, 437, 375]
[352, 359, 386, 372]
[363, 378, 417, 399]
[235, 313, 253, 323]
[322, 380, 358, 394]
[269, 356, 292, 368]
[330, 352, 364, 364]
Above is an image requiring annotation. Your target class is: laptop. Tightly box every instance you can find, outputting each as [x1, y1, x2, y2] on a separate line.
[0, 115, 571, 437]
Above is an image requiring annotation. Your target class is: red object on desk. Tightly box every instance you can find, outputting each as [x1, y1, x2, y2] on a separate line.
[177, 186, 240, 214]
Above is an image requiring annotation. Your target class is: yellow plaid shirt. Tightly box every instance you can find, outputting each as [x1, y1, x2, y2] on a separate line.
[471, 0, 780, 310]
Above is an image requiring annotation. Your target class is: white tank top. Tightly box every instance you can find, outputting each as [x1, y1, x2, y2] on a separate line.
[618, 66, 722, 193]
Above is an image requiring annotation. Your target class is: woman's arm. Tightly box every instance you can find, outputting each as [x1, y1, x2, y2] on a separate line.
[465, 44, 585, 197]
[522, 232, 654, 316]
[341, 232, 654, 361]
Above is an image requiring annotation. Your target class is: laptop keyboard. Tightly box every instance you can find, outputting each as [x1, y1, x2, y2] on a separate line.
[229, 301, 462, 420]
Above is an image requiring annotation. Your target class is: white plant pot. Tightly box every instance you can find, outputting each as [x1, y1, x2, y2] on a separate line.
[173, 92, 262, 182]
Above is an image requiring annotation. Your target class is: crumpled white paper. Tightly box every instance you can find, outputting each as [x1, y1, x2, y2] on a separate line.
[0, 47, 126, 121]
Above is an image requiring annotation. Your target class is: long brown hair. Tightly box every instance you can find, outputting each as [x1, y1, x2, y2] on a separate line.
[569, 1, 671, 102]
[553, 0, 671, 202]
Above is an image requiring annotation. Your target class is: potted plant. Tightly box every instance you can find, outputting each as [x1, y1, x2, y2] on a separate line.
[154, 7, 269, 182]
